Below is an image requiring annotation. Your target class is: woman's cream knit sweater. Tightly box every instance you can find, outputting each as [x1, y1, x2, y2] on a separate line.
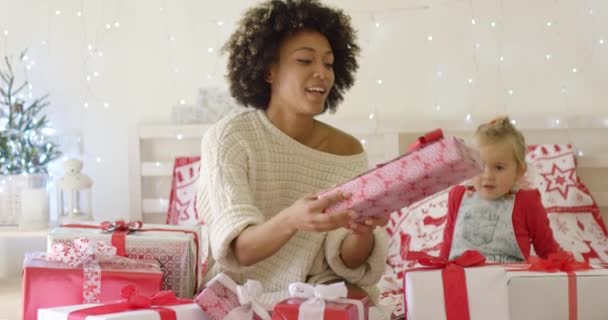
[196, 109, 388, 305]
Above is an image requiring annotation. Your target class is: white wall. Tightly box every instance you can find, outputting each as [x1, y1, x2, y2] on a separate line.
[1, 0, 606, 221]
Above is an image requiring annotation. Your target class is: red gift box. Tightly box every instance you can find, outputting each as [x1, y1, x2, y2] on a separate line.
[272, 282, 369, 320]
[49, 220, 202, 298]
[22, 239, 163, 320]
[320, 129, 481, 220]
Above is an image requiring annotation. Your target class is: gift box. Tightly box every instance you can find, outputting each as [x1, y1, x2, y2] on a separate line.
[505, 252, 608, 320]
[320, 129, 481, 220]
[403, 251, 510, 320]
[22, 239, 163, 320]
[38, 303, 206, 320]
[195, 273, 270, 320]
[49, 221, 202, 298]
[272, 282, 369, 320]
[37, 285, 207, 320]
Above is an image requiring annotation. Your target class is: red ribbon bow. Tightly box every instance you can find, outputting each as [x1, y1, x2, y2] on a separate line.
[406, 129, 444, 152]
[121, 285, 181, 308]
[526, 251, 590, 320]
[97, 220, 143, 256]
[410, 250, 486, 269]
[403, 250, 487, 320]
[100, 220, 143, 233]
[67, 285, 191, 320]
[375, 129, 444, 170]
[527, 251, 591, 272]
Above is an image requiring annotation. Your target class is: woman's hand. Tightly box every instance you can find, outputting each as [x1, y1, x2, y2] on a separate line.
[347, 214, 390, 235]
[231, 191, 353, 267]
[282, 192, 354, 233]
[339, 213, 389, 269]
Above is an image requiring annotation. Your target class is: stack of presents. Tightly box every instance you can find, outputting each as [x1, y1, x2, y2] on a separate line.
[22, 129, 608, 319]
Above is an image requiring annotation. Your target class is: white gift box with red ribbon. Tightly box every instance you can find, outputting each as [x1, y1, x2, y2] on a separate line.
[37, 285, 206, 320]
[505, 258, 608, 320]
[403, 251, 510, 320]
[38, 303, 206, 320]
[405, 266, 510, 320]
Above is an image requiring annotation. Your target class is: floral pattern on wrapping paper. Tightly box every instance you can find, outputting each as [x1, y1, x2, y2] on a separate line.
[322, 137, 481, 221]
[195, 279, 241, 320]
[126, 239, 193, 296]
[46, 237, 116, 267]
[82, 262, 102, 303]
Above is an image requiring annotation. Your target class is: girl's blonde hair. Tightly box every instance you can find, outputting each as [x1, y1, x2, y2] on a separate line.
[474, 116, 527, 168]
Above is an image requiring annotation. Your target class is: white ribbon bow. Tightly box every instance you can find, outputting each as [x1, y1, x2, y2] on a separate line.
[47, 238, 117, 267]
[45, 238, 117, 303]
[288, 282, 364, 320]
[224, 280, 271, 320]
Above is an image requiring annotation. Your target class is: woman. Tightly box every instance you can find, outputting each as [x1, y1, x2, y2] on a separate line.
[197, 0, 388, 305]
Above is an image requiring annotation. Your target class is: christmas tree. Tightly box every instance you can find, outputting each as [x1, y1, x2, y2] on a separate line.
[0, 51, 61, 174]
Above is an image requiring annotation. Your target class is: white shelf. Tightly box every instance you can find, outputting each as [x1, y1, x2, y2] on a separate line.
[139, 124, 212, 139]
[142, 198, 169, 213]
[133, 123, 213, 221]
[141, 161, 173, 177]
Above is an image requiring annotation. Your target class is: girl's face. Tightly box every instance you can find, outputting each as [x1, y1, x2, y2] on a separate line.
[472, 140, 527, 200]
[266, 30, 335, 116]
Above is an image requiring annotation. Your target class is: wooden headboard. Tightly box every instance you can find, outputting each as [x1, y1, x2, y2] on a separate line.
[338, 118, 608, 223]
[131, 117, 607, 224]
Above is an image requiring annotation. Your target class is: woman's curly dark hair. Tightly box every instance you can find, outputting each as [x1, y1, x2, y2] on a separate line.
[222, 0, 360, 113]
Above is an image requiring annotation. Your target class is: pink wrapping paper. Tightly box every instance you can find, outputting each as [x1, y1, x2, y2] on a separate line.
[321, 131, 481, 220]
[195, 275, 240, 319]
[195, 273, 267, 320]
[22, 252, 162, 320]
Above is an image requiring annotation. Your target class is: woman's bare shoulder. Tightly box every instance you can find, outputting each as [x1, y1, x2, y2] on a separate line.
[317, 121, 364, 156]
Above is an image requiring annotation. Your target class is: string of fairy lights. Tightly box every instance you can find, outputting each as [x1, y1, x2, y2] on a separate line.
[0, 0, 606, 161]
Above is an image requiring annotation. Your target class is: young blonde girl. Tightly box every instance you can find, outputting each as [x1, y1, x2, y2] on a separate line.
[439, 116, 561, 263]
